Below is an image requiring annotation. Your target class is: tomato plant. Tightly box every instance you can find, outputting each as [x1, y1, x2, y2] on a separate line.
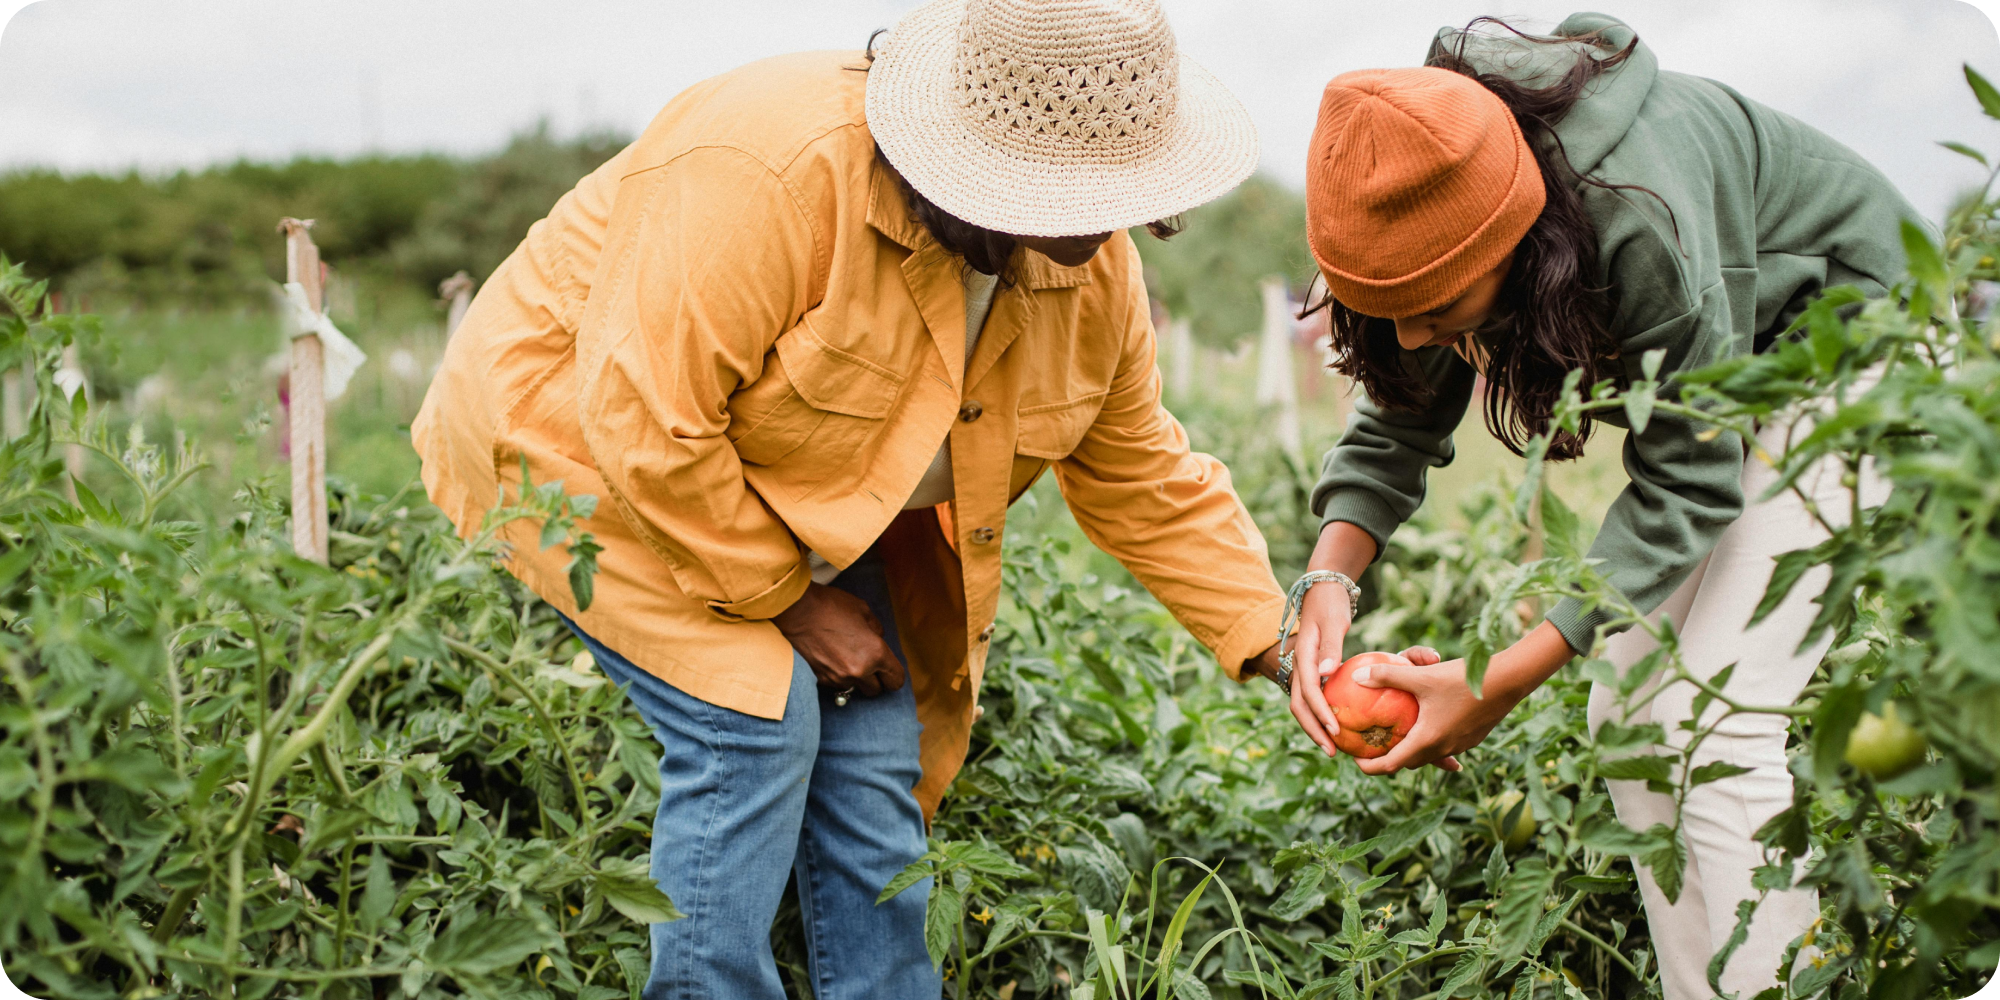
[0, 258, 672, 999]
[7, 70, 2000, 1000]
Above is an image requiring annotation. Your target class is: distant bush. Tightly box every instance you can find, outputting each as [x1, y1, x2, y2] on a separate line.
[3, 128, 1305, 348]
[1136, 175, 1312, 349]
[0, 126, 625, 306]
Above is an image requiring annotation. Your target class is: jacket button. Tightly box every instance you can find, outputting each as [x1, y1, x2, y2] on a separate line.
[971, 526, 996, 544]
[978, 624, 994, 642]
[958, 400, 984, 422]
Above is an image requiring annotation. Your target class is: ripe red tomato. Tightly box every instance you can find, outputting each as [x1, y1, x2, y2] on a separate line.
[1321, 651, 1420, 759]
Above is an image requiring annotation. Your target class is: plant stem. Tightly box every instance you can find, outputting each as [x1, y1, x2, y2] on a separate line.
[1369, 945, 1474, 997]
[1668, 664, 1815, 717]
[955, 908, 972, 1000]
[2, 654, 56, 879]
[984, 929, 1095, 953]
[334, 843, 355, 967]
[151, 884, 200, 946]
[444, 635, 594, 835]
[160, 952, 417, 982]
[163, 627, 191, 781]
[271, 627, 400, 774]
[1561, 919, 1641, 978]
[223, 833, 246, 986]
[315, 740, 353, 802]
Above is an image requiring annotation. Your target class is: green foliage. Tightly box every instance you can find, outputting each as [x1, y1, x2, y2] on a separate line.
[0, 256, 663, 999]
[891, 495, 1656, 999]
[0, 126, 626, 305]
[1137, 176, 1312, 348]
[383, 126, 629, 291]
[1472, 72, 2000, 997]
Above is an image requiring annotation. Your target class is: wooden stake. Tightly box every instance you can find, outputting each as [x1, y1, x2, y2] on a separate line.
[440, 271, 475, 340]
[1256, 276, 1302, 458]
[60, 344, 84, 503]
[2, 368, 21, 440]
[280, 218, 328, 564]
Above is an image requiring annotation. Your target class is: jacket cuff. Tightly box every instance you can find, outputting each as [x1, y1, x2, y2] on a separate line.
[1211, 594, 1287, 683]
[1317, 489, 1401, 565]
[1545, 596, 1622, 655]
[706, 559, 811, 622]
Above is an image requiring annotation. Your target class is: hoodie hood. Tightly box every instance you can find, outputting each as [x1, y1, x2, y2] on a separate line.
[1424, 12, 1657, 180]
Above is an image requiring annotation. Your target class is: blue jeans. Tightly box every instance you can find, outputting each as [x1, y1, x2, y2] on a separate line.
[563, 549, 940, 1000]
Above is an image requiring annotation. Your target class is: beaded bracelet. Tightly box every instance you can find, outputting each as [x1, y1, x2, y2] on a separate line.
[1272, 570, 1361, 693]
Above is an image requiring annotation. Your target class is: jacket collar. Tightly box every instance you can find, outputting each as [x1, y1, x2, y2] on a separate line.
[866, 161, 1093, 290]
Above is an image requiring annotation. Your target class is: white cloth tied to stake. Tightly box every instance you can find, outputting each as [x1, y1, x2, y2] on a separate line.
[282, 282, 367, 400]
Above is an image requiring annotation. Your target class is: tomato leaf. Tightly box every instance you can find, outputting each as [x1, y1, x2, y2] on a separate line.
[594, 869, 684, 925]
[425, 915, 549, 977]
[1597, 756, 1672, 783]
[1688, 761, 1753, 789]
[1707, 898, 1760, 994]
[1491, 858, 1555, 962]
[1967, 64, 2000, 120]
[923, 882, 962, 971]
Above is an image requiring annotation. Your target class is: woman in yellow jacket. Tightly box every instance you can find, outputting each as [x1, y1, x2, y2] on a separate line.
[414, 0, 1288, 995]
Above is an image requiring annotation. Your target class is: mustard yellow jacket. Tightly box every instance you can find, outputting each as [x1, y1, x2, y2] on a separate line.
[413, 51, 1286, 816]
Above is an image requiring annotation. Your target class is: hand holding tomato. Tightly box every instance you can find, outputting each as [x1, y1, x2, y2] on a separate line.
[1291, 646, 1461, 771]
[1343, 652, 1520, 776]
[1321, 651, 1421, 758]
[1344, 620, 1578, 776]
[1285, 577, 1357, 755]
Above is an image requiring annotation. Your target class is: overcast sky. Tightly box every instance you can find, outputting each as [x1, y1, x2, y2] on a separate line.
[3, 0, 1999, 219]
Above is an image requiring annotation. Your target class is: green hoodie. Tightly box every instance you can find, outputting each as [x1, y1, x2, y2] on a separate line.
[1308, 12, 1918, 652]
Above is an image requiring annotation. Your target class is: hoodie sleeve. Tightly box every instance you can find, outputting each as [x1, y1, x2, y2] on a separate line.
[1309, 345, 1478, 560]
[1542, 286, 1746, 653]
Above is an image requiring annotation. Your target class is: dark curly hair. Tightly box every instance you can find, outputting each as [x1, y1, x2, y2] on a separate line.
[1309, 18, 1671, 460]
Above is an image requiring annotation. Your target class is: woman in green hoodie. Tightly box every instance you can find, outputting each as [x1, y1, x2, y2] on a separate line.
[1280, 15, 1914, 999]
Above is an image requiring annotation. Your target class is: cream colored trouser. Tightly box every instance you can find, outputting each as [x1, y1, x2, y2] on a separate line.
[1587, 410, 1883, 1000]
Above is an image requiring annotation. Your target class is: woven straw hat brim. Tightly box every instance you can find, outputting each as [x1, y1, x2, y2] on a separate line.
[866, 0, 1260, 238]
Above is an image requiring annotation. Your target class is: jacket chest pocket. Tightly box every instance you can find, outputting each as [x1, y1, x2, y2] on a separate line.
[1015, 392, 1105, 460]
[727, 325, 905, 488]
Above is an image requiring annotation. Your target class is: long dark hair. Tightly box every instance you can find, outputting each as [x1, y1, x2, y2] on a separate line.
[852, 30, 1181, 285]
[1312, 19, 1664, 460]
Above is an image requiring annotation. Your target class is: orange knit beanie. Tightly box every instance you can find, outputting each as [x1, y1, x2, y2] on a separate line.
[1305, 67, 1544, 319]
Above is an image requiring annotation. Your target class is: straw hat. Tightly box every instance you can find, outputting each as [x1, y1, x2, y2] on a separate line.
[866, 0, 1260, 238]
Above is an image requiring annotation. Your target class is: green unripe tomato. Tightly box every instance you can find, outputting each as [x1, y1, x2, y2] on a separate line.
[1481, 790, 1537, 851]
[1844, 702, 1926, 779]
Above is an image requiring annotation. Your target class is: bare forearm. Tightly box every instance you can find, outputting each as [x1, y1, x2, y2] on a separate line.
[1480, 620, 1576, 703]
[1241, 523, 1378, 685]
[1308, 521, 1378, 581]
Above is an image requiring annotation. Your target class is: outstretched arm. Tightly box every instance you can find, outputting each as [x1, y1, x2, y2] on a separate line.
[1346, 621, 1573, 775]
[1051, 250, 1288, 682]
